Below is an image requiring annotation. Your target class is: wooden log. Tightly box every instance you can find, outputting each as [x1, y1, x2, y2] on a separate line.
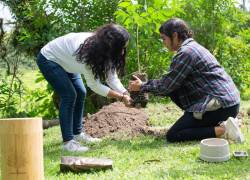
[0, 118, 44, 180]
[43, 119, 59, 129]
[60, 156, 113, 172]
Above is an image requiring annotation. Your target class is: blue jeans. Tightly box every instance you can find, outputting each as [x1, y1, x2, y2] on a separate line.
[36, 53, 86, 142]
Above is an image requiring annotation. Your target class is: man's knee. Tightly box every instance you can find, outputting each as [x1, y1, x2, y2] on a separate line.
[166, 130, 178, 142]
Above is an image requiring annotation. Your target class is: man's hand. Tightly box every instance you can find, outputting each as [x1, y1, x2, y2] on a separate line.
[128, 75, 142, 92]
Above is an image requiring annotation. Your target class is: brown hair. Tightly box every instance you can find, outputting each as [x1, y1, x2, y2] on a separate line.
[159, 18, 193, 41]
[75, 24, 130, 81]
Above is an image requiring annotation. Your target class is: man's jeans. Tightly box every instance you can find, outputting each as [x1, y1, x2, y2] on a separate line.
[166, 104, 239, 142]
[37, 53, 86, 142]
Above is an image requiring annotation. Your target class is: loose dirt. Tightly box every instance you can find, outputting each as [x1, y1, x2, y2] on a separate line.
[84, 102, 150, 138]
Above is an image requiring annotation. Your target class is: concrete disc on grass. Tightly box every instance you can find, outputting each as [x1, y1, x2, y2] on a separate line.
[60, 156, 113, 172]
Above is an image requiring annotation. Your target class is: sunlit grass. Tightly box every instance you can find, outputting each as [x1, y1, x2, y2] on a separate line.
[43, 101, 250, 179]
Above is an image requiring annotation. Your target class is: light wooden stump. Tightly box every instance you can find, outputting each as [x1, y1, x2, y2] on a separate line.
[0, 118, 44, 180]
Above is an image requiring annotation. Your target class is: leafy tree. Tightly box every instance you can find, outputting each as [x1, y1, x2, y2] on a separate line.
[115, 0, 184, 79]
[1, 0, 120, 56]
[116, 0, 250, 92]
[0, 0, 120, 118]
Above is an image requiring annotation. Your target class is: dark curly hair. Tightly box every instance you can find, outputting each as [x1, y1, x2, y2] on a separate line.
[74, 24, 130, 81]
[159, 18, 193, 41]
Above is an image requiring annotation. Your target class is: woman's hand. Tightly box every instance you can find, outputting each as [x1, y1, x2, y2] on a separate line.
[121, 94, 133, 107]
[107, 90, 132, 107]
[128, 75, 142, 92]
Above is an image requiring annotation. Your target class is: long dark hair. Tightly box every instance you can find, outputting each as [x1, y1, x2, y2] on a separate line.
[159, 18, 193, 41]
[75, 24, 130, 81]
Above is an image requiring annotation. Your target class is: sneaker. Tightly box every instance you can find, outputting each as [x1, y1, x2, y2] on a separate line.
[63, 140, 89, 152]
[74, 132, 102, 143]
[232, 117, 240, 127]
[222, 117, 244, 143]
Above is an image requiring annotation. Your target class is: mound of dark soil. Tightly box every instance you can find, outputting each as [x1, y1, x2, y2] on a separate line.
[84, 102, 150, 138]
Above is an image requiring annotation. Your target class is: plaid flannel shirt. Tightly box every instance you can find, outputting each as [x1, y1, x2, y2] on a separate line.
[140, 38, 240, 112]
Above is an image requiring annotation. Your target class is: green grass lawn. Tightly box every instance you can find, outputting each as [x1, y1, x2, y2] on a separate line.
[44, 101, 250, 179]
[1, 68, 249, 179]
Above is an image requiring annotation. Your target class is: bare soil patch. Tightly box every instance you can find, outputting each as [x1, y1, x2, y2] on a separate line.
[84, 102, 150, 138]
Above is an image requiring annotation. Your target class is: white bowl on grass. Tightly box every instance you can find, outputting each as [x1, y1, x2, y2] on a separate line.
[200, 138, 230, 162]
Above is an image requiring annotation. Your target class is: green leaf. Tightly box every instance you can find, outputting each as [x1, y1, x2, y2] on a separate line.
[118, 1, 131, 8]
[35, 76, 45, 83]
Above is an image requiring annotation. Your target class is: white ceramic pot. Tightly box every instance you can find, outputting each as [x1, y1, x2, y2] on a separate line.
[200, 138, 230, 162]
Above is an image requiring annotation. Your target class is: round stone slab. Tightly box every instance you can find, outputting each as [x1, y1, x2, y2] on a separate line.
[60, 156, 113, 172]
